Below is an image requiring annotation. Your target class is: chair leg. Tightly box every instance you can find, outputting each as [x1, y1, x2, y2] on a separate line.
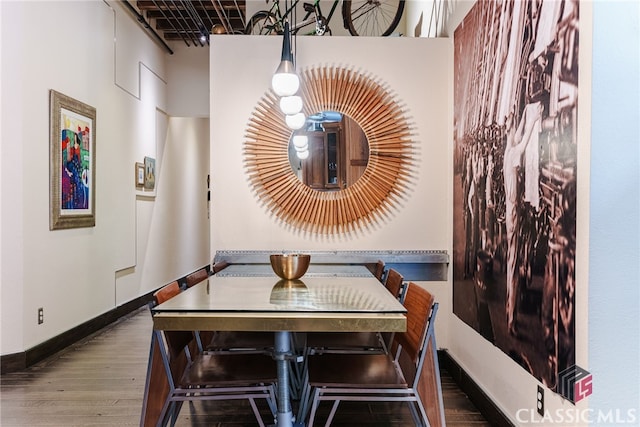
[170, 401, 184, 426]
[307, 388, 321, 427]
[248, 397, 266, 427]
[168, 407, 177, 427]
[267, 384, 278, 420]
[412, 398, 431, 427]
[306, 388, 341, 427]
[407, 401, 421, 426]
[193, 331, 204, 352]
[296, 380, 311, 422]
[157, 396, 173, 427]
[325, 399, 341, 427]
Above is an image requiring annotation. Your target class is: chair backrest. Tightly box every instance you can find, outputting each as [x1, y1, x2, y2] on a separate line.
[394, 282, 435, 365]
[153, 281, 181, 305]
[384, 268, 404, 300]
[212, 261, 230, 274]
[185, 268, 208, 288]
[374, 260, 386, 282]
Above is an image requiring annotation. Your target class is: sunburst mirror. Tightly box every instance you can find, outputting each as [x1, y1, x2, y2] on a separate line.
[244, 65, 415, 234]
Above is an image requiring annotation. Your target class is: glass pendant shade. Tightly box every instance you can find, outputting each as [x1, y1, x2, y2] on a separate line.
[292, 135, 308, 150]
[280, 96, 303, 115]
[296, 149, 309, 160]
[272, 71, 300, 97]
[272, 22, 299, 97]
[285, 113, 306, 130]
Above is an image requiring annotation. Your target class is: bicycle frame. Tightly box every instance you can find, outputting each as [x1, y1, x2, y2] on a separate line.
[268, 0, 343, 35]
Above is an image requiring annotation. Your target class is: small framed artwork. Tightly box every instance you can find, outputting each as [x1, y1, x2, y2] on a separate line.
[135, 162, 145, 187]
[49, 90, 96, 230]
[144, 156, 156, 190]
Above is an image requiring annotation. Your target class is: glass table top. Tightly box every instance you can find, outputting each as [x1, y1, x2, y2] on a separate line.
[153, 268, 406, 314]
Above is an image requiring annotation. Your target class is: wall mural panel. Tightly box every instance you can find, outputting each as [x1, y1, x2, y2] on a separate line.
[452, 0, 579, 392]
[244, 65, 415, 235]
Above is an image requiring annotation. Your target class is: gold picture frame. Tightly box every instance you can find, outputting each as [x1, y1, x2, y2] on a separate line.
[135, 162, 145, 187]
[244, 65, 415, 234]
[49, 90, 96, 230]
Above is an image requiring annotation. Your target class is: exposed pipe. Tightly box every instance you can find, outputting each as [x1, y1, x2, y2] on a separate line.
[197, 0, 217, 31]
[159, 0, 198, 47]
[210, 0, 232, 34]
[121, 0, 174, 55]
[185, 0, 209, 45]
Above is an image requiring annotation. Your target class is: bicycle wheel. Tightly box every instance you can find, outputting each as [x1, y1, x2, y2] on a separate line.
[245, 11, 281, 35]
[342, 0, 405, 37]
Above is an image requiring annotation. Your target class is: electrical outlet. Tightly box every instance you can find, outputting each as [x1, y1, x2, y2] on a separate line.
[38, 307, 44, 325]
[537, 385, 544, 416]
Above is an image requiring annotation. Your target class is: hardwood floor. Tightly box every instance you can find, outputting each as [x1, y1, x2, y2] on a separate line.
[1, 307, 490, 426]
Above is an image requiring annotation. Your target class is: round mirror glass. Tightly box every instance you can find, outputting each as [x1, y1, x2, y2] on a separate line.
[288, 111, 369, 191]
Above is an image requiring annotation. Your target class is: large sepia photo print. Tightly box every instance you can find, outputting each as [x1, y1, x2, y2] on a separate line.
[453, 0, 579, 391]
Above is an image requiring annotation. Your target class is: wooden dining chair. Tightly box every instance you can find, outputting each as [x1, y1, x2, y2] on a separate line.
[298, 283, 445, 427]
[203, 261, 273, 356]
[174, 263, 272, 357]
[299, 269, 405, 400]
[153, 279, 218, 359]
[153, 281, 181, 305]
[304, 268, 404, 357]
[180, 269, 214, 352]
[152, 327, 278, 427]
[184, 268, 209, 288]
[152, 280, 205, 356]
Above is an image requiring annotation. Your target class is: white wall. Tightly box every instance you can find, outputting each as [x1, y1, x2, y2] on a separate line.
[166, 45, 210, 117]
[589, 0, 640, 421]
[0, 1, 210, 356]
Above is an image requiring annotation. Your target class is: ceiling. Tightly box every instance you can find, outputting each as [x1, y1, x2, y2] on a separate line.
[123, 0, 246, 53]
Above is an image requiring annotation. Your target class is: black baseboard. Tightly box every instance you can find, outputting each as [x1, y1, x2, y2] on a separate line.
[1, 266, 212, 375]
[439, 349, 514, 427]
[1, 292, 154, 374]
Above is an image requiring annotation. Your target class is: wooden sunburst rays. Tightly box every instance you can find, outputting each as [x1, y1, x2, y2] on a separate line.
[244, 65, 414, 234]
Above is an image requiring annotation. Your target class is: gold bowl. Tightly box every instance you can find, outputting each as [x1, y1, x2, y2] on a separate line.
[269, 254, 311, 280]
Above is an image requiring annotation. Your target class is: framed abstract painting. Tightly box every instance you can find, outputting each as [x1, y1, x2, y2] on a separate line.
[49, 90, 96, 230]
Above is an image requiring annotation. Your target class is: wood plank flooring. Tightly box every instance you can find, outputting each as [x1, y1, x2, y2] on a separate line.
[1, 307, 490, 426]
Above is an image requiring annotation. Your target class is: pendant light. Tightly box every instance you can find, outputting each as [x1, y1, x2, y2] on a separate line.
[271, 21, 300, 97]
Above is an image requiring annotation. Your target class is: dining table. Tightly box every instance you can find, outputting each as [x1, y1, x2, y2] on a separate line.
[141, 264, 407, 427]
